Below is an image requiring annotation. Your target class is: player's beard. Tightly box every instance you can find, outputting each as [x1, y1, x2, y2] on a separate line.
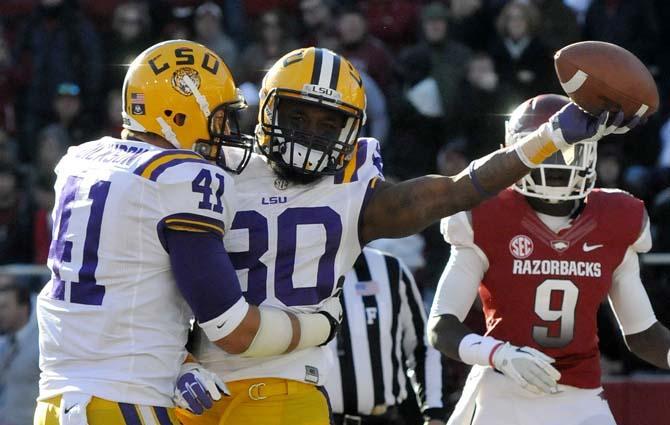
[268, 159, 323, 185]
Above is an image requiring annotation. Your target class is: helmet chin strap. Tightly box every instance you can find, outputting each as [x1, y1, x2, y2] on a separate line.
[543, 197, 562, 205]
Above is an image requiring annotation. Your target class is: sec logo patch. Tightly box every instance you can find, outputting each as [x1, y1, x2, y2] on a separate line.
[509, 234, 534, 259]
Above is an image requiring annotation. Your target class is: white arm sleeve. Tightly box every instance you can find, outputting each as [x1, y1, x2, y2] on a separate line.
[430, 212, 488, 321]
[608, 216, 657, 336]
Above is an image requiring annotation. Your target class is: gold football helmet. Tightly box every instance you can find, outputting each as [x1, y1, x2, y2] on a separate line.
[122, 39, 253, 173]
[256, 47, 367, 175]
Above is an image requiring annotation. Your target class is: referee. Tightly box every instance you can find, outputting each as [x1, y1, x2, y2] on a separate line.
[325, 247, 446, 425]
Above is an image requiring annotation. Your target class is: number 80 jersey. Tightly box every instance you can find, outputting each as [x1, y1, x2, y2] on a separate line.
[37, 137, 237, 407]
[192, 138, 384, 385]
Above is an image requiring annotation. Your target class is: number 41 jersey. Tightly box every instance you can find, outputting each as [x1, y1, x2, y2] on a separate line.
[37, 137, 236, 407]
[192, 138, 384, 385]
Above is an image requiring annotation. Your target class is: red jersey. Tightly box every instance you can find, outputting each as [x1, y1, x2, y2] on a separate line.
[471, 188, 645, 388]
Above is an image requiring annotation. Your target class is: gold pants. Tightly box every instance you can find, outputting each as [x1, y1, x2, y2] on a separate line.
[176, 378, 332, 425]
[34, 394, 180, 425]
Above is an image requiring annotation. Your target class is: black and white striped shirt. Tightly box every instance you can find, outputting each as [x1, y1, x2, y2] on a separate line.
[325, 247, 446, 420]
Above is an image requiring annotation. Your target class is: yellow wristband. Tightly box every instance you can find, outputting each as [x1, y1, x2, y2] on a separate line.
[515, 123, 559, 167]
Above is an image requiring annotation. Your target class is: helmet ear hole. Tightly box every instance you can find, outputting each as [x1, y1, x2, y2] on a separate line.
[173, 113, 186, 126]
[164, 110, 173, 117]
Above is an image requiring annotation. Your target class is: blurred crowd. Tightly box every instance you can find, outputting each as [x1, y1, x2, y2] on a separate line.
[1, 0, 669, 420]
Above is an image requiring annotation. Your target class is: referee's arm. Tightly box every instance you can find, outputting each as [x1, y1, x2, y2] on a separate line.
[398, 261, 447, 424]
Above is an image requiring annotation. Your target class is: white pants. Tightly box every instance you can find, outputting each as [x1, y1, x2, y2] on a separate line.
[448, 366, 617, 425]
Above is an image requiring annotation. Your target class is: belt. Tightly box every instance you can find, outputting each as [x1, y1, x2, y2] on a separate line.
[218, 378, 315, 425]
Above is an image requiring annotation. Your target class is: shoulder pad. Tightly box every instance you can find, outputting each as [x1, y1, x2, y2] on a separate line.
[334, 138, 384, 184]
[134, 149, 210, 182]
[441, 211, 474, 246]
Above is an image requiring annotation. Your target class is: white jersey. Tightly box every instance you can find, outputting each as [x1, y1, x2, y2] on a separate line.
[37, 137, 236, 407]
[192, 138, 384, 385]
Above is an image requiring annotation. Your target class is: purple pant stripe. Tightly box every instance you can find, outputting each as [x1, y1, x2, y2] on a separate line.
[118, 402, 142, 425]
[153, 406, 173, 425]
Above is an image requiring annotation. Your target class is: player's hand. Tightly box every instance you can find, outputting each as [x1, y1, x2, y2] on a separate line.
[173, 363, 230, 414]
[59, 392, 91, 425]
[491, 342, 561, 395]
[546, 102, 612, 148]
[603, 109, 645, 135]
[316, 278, 345, 345]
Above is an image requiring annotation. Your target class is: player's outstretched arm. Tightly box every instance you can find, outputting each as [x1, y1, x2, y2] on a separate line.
[165, 229, 341, 357]
[361, 149, 525, 242]
[624, 322, 670, 370]
[361, 104, 636, 243]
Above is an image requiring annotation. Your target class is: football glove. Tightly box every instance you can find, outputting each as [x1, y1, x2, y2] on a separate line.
[174, 363, 230, 414]
[491, 342, 561, 395]
[546, 103, 643, 149]
[317, 276, 345, 346]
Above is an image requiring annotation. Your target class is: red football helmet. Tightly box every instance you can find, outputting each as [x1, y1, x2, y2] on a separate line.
[505, 94, 598, 201]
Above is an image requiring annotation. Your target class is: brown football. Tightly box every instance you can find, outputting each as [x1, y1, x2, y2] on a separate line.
[554, 41, 659, 119]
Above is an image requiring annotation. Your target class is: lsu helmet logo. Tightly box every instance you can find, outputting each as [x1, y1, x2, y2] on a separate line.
[302, 84, 342, 101]
[509, 235, 534, 259]
[171, 67, 201, 96]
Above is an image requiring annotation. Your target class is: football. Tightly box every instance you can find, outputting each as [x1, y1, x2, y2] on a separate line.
[554, 41, 659, 119]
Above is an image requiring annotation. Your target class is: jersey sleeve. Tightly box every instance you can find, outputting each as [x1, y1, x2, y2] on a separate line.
[432, 212, 488, 321]
[608, 210, 656, 335]
[440, 212, 474, 246]
[440, 212, 488, 265]
[608, 247, 657, 335]
[632, 209, 652, 253]
[153, 160, 237, 246]
[342, 138, 386, 247]
[334, 137, 384, 186]
[430, 245, 485, 321]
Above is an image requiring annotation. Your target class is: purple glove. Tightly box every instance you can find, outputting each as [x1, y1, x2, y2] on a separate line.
[173, 363, 229, 415]
[547, 103, 643, 149]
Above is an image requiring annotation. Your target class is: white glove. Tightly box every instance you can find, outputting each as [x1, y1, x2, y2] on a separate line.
[173, 363, 230, 414]
[314, 295, 343, 346]
[59, 392, 91, 425]
[320, 275, 345, 323]
[318, 295, 343, 323]
[491, 343, 561, 395]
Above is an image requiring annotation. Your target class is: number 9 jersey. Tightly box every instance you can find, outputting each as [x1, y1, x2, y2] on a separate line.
[190, 137, 384, 385]
[432, 188, 655, 389]
[37, 138, 237, 407]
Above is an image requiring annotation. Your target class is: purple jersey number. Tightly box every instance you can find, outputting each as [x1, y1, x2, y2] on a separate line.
[228, 210, 268, 305]
[229, 207, 343, 306]
[47, 176, 110, 305]
[192, 168, 225, 213]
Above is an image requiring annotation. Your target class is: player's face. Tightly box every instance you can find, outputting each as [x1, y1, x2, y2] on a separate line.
[277, 99, 346, 144]
[268, 98, 348, 184]
[529, 168, 571, 188]
[527, 149, 577, 211]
